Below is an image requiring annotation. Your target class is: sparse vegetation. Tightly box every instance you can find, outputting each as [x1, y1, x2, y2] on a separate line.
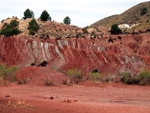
[17, 77, 31, 84]
[120, 72, 136, 85]
[57, 68, 62, 72]
[67, 67, 83, 79]
[7, 99, 34, 108]
[103, 74, 120, 83]
[89, 72, 105, 81]
[50, 67, 54, 70]
[82, 26, 89, 34]
[44, 78, 55, 86]
[76, 32, 82, 38]
[63, 80, 71, 86]
[120, 69, 150, 86]
[139, 69, 150, 85]
[0, 64, 18, 83]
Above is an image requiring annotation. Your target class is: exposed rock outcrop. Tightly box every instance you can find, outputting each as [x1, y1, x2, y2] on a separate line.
[0, 34, 149, 75]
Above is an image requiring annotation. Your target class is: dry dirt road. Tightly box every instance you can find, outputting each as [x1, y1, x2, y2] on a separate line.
[0, 83, 150, 113]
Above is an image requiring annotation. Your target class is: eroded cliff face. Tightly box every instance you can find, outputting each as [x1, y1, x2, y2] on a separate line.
[0, 34, 150, 75]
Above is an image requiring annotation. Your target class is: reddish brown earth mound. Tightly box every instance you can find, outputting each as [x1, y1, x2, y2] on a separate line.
[16, 66, 69, 85]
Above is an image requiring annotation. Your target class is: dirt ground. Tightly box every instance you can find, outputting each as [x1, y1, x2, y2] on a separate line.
[0, 83, 150, 113]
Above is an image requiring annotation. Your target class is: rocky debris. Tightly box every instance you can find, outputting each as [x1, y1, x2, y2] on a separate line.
[62, 99, 78, 103]
[118, 24, 130, 32]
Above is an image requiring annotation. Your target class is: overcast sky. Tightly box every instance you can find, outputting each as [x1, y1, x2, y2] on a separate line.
[0, 0, 147, 27]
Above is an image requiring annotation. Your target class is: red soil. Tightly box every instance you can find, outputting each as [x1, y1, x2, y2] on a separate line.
[0, 84, 150, 113]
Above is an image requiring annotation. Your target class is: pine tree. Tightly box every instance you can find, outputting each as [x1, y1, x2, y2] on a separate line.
[40, 10, 51, 21]
[63, 16, 71, 25]
[28, 19, 39, 35]
[110, 24, 121, 34]
[23, 9, 34, 19]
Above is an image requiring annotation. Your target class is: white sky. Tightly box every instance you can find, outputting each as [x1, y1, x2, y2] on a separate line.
[0, 0, 146, 27]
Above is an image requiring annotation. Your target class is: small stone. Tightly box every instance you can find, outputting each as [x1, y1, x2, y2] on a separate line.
[50, 96, 54, 100]
[5, 95, 10, 97]
[56, 108, 59, 111]
[62, 100, 66, 102]
[67, 99, 71, 103]
[73, 99, 77, 102]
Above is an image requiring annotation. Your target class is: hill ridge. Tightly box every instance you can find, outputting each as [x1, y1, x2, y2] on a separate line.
[90, 1, 150, 31]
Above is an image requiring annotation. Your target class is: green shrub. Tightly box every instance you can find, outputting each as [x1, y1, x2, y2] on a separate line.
[110, 24, 121, 34]
[141, 7, 148, 15]
[139, 70, 150, 79]
[120, 70, 150, 86]
[67, 67, 82, 79]
[57, 68, 62, 72]
[147, 20, 149, 23]
[89, 72, 105, 81]
[28, 19, 39, 31]
[120, 72, 139, 85]
[139, 70, 150, 85]
[0, 64, 18, 82]
[0, 28, 20, 37]
[103, 74, 121, 83]
[121, 72, 132, 84]
[28, 19, 39, 36]
[10, 20, 19, 27]
[0, 20, 20, 37]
